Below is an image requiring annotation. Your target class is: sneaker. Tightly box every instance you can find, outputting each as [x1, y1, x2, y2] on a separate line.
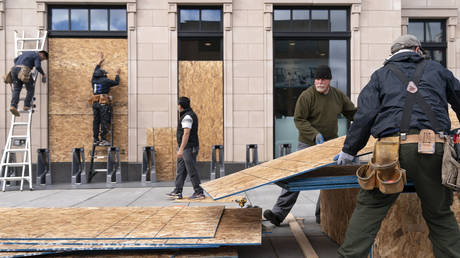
[9, 106, 20, 117]
[23, 106, 30, 112]
[99, 140, 110, 146]
[166, 191, 182, 199]
[189, 192, 205, 200]
[263, 210, 282, 227]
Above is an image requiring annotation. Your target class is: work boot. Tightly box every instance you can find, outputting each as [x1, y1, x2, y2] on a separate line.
[99, 140, 110, 146]
[9, 106, 20, 117]
[93, 138, 100, 145]
[23, 106, 30, 112]
[189, 192, 205, 200]
[263, 210, 282, 226]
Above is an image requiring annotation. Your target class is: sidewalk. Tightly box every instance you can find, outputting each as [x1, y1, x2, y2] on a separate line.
[0, 183, 339, 257]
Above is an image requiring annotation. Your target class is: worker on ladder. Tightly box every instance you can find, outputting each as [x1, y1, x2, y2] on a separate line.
[90, 52, 120, 146]
[9, 50, 48, 116]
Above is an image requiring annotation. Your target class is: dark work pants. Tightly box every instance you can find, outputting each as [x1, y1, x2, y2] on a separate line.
[10, 67, 35, 108]
[338, 143, 460, 258]
[175, 147, 203, 194]
[92, 102, 112, 141]
[272, 142, 320, 221]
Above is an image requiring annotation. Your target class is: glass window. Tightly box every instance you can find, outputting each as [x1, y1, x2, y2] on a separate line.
[311, 10, 328, 32]
[330, 10, 347, 32]
[179, 38, 222, 60]
[274, 9, 291, 32]
[90, 9, 108, 31]
[292, 10, 309, 32]
[110, 9, 126, 31]
[426, 22, 443, 42]
[408, 22, 424, 41]
[201, 9, 221, 32]
[179, 9, 200, 31]
[70, 9, 88, 31]
[51, 9, 69, 31]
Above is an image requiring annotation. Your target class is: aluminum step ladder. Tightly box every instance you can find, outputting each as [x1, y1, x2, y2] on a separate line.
[0, 109, 33, 191]
[0, 30, 48, 191]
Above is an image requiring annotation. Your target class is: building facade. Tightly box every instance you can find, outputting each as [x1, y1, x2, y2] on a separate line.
[0, 0, 458, 180]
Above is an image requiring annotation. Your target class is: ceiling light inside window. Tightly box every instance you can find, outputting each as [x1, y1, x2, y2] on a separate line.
[289, 41, 296, 46]
[204, 42, 212, 46]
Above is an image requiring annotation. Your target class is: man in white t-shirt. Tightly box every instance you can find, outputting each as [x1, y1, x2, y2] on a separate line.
[166, 97, 204, 199]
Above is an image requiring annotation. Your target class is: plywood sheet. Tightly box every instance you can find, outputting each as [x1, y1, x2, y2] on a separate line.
[173, 195, 243, 203]
[146, 128, 176, 181]
[0, 206, 224, 240]
[48, 38, 128, 162]
[179, 61, 223, 162]
[202, 136, 376, 200]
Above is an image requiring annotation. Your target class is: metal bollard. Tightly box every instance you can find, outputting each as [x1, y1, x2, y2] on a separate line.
[279, 143, 292, 157]
[245, 144, 259, 168]
[71, 147, 87, 186]
[210, 145, 225, 180]
[107, 146, 122, 186]
[141, 146, 156, 185]
[36, 149, 51, 185]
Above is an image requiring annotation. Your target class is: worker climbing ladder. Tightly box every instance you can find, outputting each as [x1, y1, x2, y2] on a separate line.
[0, 30, 47, 191]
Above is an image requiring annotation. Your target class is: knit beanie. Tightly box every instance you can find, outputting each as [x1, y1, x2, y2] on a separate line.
[178, 96, 191, 109]
[314, 65, 332, 79]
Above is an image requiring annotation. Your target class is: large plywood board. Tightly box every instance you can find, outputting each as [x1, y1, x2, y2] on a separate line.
[146, 128, 177, 181]
[202, 136, 376, 200]
[0, 208, 261, 252]
[179, 61, 223, 162]
[0, 206, 224, 240]
[48, 38, 128, 162]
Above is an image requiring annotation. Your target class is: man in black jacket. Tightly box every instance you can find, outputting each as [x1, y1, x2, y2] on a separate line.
[9, 50, 48, 116]
[91, 53, 120, 146]
[336, 34, 460, 257]
[166, 97, 204, 200]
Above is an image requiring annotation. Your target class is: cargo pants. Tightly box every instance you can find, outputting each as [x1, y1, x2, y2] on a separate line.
[338, 142, 460, 258]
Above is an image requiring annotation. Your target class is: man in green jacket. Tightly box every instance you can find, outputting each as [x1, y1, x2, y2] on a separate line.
[264, 65, 357, 226]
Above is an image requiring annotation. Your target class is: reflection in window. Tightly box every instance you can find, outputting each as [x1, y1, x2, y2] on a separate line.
[311, 10, 328, 32]
[110, 9, 126, 31]
[52, 9, 69, 30]
[71, 9, 88, 31]
[408, 22, 424, 41]
[90, 9, 108, 31]
[292, 10, 309, 32]
[331, 10, 347, 32]
[274, 10, 291, 32]
[180, 9, 200, 31]
[408, 19, 446, 67]
[201, 9, 221, 31]
[426, 22, 443, 42]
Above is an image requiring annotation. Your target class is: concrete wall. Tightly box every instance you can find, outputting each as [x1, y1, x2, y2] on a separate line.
[0, 0, 459, 165]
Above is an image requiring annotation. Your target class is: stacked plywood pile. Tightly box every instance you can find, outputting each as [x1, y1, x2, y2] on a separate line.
[146, 128, 177, 181]
[0, 206, 261, 256]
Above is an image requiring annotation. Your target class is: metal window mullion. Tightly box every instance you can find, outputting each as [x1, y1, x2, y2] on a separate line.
[107, 8, 110, 31]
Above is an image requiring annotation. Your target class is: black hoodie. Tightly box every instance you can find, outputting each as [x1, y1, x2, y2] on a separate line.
[91, 65, 120, 95]
[343, 51, 460, 155]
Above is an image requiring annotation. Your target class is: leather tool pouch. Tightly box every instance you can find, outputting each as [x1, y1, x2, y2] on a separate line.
[356, 136, 407, 194]
[99, 94, 111, 105]
[441, 138, 460, 191]
[2, 68, 13, 84]
[17, 66, 31, 83]
[418, 129, 436, 154]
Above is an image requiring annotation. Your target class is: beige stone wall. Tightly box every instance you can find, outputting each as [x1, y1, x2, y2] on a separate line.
[1, 0, 460, 164]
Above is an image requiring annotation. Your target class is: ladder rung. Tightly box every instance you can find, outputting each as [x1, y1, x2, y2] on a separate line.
[0, 177, 31, 181]
[1, 163, 29, 167]
[95, 156, 107, 159]
[13, 122, 28, 126]
[94, 169, 107, 172]
[6, 149, 28, 152]
[11, 135, 27, 139]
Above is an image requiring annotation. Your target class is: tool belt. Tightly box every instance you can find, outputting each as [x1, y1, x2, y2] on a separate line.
[356, 136, 407, 194]
[16, 65, 31, 83]
[88, 94, 112, 105]
[442, 138, 460, 191]
[2, 67, 13, 85]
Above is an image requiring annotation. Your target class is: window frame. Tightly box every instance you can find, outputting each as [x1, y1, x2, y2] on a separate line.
[48, 5, 127, 38]
[178, 6, 223, 37]
[408, 19, 447, 67]
[273, 6, 350, 37]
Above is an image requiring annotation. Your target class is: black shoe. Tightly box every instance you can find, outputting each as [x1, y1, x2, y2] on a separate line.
[263, 210, 282, 226]
[166, 191, 182, 199]
[189, 192, 205, 200]
[93, 139, 100, 144]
